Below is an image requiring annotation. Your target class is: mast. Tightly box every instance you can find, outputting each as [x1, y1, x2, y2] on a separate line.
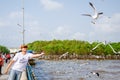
[22, 0, 25, 45]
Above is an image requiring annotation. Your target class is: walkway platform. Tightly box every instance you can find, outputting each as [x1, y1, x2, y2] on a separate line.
[0, 63, 8, 80]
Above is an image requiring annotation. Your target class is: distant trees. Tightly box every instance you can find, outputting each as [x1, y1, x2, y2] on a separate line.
[27, 40, 120, 55]
[0, 45, 10, 54]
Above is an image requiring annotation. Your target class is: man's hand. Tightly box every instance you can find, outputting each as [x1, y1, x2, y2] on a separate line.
[4, 69, 8, 74]
[41, 52, 45, 55]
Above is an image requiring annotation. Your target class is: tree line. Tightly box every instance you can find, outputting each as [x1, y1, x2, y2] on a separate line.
[0, 45, 10, 54]
[27, 40, 120, 55]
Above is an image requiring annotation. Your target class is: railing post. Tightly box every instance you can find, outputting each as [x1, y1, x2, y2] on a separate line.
[26, 63, 36, 80]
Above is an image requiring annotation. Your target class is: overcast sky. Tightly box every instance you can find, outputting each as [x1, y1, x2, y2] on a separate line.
[0, 0, 120, 48]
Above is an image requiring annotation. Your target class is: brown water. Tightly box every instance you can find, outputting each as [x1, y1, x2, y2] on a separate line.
[32, 60, 120, 80]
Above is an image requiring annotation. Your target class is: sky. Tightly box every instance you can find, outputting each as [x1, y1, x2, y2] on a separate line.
[0, 0, 120, 48]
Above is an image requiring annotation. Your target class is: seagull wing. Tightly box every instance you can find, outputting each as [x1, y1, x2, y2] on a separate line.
[89, 2, 96, 11]
[81, 14, 91, 17]
[98, 12, 103, 15]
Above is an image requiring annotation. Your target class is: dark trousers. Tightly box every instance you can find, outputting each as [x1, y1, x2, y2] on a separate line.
[5, 59, 8, 63]
[0, 66, 2, 74]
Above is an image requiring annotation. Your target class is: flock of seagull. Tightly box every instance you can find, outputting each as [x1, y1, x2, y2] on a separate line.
[82, 2, 103, 24]
[60, 1, 119, 79]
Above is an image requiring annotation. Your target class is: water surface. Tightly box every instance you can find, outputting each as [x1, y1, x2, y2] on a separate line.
[32, 60, 120, 80]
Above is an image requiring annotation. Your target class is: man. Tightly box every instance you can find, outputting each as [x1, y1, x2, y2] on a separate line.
[0, 53, 4, 75]
[5, 53, 11, 63]
[4, 45, 45, 80]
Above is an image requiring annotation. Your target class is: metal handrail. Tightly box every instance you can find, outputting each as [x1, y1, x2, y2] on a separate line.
[26, 63, 36, 80]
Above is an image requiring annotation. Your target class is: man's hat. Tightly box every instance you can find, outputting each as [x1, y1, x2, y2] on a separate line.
[20, 45, 28, 49]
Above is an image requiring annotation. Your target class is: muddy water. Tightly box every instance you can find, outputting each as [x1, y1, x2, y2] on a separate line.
[32, 60, 120, 80]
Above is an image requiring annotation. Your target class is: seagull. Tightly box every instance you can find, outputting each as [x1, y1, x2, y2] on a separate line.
[91, 72, 100, 77]
[82, 2, 103, 24]
[59, 52, 69, 59]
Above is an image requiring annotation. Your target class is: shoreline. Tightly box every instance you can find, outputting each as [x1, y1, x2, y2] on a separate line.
[38, 55, 120, 60]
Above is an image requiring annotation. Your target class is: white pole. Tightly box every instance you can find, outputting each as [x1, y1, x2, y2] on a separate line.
[22, 0, 25, 45]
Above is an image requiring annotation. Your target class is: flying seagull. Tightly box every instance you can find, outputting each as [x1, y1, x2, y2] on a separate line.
[82, 2, 103, 23]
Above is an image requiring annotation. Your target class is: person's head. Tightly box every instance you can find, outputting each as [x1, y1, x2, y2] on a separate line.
[20, 45, 28, 52]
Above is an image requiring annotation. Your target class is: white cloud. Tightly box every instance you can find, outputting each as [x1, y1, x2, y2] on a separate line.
[50, 26, 87, 41]
[23, 21, 41, 43]
[40, 0, 63, 10]
[50, 25, 71, 39]
[0, 21, 11, 29]
[0, 21, 6, 27]
[71, 32, 86, 40]
[9, 11, 34, 21]
[89, 13, 120, 42]
[9, 11, 22, 19]
[94, 13, 120, 33]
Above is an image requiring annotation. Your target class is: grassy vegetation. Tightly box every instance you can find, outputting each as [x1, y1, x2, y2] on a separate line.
[27, 40, 120, 56]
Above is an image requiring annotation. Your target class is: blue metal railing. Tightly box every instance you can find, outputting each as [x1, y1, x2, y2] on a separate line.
[26, 63, 36, 80]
